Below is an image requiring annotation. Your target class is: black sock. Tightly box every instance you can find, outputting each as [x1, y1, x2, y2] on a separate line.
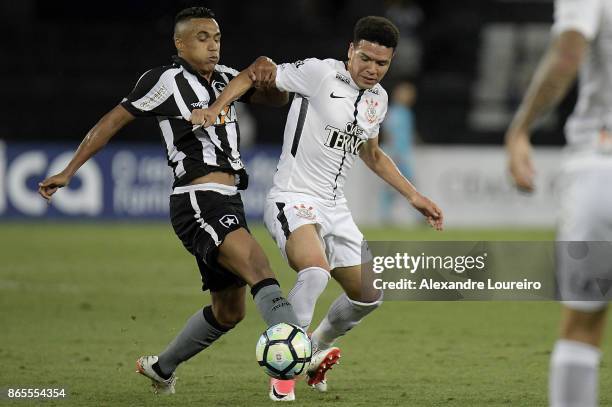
[152, 361, 172, 380]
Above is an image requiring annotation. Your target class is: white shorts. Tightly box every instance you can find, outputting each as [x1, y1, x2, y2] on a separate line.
[264, 192, 367, 269]
[556, 161, 612, 312]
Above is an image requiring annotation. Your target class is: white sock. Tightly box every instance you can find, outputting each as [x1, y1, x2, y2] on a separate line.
[549, 339, 601, 407]
[287, 267, 330, 330]
[311, 292, 382, 350]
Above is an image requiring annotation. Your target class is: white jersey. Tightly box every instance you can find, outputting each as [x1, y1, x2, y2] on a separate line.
[270, 58, 388, 201]
[553, 0, 612, 153]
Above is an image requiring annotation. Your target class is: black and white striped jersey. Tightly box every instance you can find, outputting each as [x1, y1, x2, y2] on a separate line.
[121, 56, 254, 189]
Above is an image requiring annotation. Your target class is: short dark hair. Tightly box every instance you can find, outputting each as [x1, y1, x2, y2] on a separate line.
[174, 6, 216, 26]
[353, 16, 399, 49]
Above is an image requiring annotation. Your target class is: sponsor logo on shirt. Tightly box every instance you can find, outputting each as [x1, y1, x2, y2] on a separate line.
[215, 105, 238, 126]
[135, 85, 170, 110]
[335, 73, 350, 85]
[191, 100, 210, 108]
[324, 122, 367, 155]
[228, 156, 244, 170]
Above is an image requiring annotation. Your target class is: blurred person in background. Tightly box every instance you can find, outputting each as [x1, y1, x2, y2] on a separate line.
[505, 1, 612, 405]
[384, 0, 423, 78]
[37, 6, 301, 396]
[379, 80, 417, 223]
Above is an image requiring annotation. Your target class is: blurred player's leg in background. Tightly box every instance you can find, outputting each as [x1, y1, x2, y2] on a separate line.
[549, 306, 607, 407]
[550, 167, 612, 406]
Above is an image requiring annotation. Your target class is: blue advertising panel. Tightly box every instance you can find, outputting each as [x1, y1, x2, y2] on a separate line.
[0, 141, 280, 220]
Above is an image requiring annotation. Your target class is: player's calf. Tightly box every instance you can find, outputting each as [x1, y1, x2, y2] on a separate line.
[311, 292, 382, 350]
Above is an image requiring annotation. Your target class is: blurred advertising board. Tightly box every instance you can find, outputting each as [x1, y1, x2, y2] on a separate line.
[0, 142, 561, 226]
[345, 146, 562, 227]
[0, 141, 280, 221]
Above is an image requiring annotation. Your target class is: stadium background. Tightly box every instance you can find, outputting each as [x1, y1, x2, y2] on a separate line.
[2, 1, 610, 406]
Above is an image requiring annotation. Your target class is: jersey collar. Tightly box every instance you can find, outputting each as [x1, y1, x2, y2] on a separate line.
[172, 55, 216, 84]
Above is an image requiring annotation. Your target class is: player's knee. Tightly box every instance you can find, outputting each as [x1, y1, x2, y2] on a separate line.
[346, 291, 383, 316]
[560, 307, 606, 345]
[346, 287, 383, 304]
[218, 309, 245, 328]
[288, 255, 329, 272]
[237, 256, 273, 283]
[223, 250, 273, 284]
[562, 315, 602, 335]
[213, 303, 246, 328]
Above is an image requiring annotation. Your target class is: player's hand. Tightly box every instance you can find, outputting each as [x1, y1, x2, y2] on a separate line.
[506, 130, 535, 192]
[410, 193, 444, 231]
[190, 107, 220, 128]
[247, 56, 277, 88]
[38, 172, 71, 202]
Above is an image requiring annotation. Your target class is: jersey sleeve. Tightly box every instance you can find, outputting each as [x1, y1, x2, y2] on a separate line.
[120, 67, 176, 117]
[552, 0, 602, 40]
[275, 58, 330, 97]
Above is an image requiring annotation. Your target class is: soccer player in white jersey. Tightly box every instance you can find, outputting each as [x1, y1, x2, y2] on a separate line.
[192, 16, 444, 401]
[505, 1, 612, 405]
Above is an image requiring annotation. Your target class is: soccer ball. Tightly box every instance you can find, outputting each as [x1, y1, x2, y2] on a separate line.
[256, 323, 312, 379]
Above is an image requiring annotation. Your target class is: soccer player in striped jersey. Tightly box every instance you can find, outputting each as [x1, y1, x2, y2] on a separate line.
[505, 1, 612, 405]
[192, 16, 444, 402]
[38, 6, 302, 395]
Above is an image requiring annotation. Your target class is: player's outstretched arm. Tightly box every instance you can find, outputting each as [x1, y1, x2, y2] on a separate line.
[191, 56, 287, 127]
[38, 104, 135, 201]
[505, 30, 588, 192]
[246, 56, 288, 107]
[360, 137, 443, 230]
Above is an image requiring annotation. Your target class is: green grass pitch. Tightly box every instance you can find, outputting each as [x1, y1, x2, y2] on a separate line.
[0, 224, 610, 406]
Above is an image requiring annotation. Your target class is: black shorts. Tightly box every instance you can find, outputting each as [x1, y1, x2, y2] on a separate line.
[170, 187, 249, 292]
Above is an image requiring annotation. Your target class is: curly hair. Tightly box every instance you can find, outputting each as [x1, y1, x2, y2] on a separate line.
[353, 16, 399, 49]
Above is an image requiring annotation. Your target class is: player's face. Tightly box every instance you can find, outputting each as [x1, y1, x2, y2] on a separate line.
[347, 40, 394, 89]
[175, 18, 221, 76]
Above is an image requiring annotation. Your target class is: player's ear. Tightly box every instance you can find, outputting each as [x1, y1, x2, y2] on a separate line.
[348, 42, 354, 60]
[174, 36, 184, 52]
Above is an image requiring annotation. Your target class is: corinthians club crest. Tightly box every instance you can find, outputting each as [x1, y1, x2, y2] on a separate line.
[293, 204, 316, 221]
[365, 98, 379, 124]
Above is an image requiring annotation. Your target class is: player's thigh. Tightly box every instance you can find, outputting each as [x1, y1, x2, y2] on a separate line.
[217, 228, 274, 286]
[210, 284, 247, 327]
[264, 195, 329, 272]
[557, 167, 612, 240]
[560, 305, 608, 347]
[285, 224, 330, 272]
[331, 264, 380, 303]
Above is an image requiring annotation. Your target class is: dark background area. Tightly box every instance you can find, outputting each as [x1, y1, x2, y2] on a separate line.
[1, 0, 571, 145]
